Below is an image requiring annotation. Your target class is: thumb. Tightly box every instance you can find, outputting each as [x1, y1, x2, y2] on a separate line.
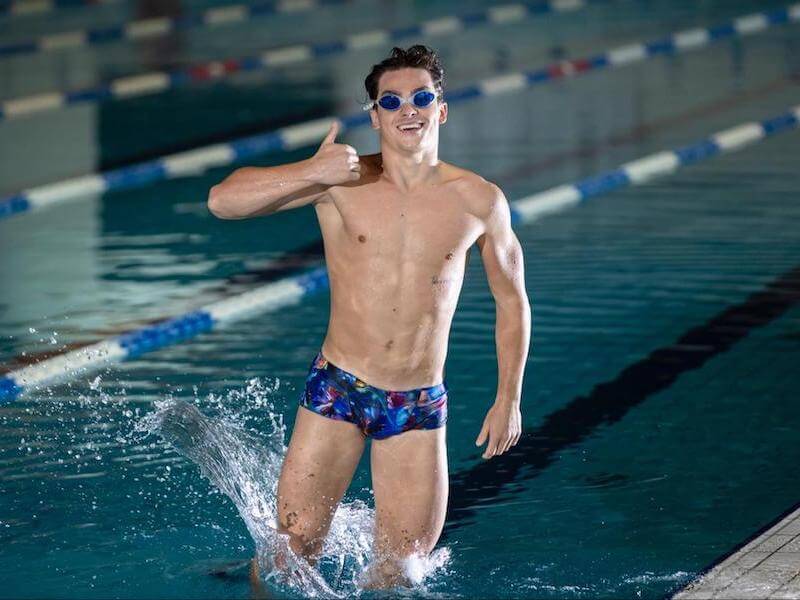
[320, 119, 340, 147]
[475, 420, 489, 446]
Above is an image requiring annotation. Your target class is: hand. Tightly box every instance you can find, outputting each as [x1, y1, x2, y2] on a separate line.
[307, 120, 361, 185]
[475, 399, 522, 459]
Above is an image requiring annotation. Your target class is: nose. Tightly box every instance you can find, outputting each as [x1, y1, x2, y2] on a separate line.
[400, 101, 419, 117]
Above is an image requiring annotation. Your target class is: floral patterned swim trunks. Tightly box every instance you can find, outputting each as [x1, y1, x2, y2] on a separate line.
[298, 350, 448, 440]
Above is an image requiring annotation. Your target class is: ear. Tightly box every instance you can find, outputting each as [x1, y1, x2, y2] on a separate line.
[438, 101, 448, 125]
[369, 108, 380, 130]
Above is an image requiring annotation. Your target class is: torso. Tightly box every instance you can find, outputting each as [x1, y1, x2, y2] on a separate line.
[313, 153, 490, 390]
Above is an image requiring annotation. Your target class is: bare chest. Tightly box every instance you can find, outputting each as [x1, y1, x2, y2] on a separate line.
[319, 180, 482, 267]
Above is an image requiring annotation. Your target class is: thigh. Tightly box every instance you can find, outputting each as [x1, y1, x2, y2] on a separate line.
[370, 426, 448, 558]
[276, 406, 366, 555]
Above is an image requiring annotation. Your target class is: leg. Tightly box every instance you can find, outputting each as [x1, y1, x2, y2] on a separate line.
[275, 406, 366, 564]
[363, 426, 448, 589]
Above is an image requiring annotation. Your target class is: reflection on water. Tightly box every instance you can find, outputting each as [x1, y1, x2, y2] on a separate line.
[135, 380, 451, 598]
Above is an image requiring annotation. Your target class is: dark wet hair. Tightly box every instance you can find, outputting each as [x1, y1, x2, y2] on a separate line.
[363, 45, 445, 105]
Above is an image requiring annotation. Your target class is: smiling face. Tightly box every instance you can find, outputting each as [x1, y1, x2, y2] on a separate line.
[368, 67, 448, 153]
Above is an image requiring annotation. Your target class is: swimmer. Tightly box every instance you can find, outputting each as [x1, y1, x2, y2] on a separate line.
[208, 45, 531, 590]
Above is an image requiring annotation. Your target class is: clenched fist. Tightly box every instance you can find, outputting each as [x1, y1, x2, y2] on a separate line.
[308, 120, 361, 185]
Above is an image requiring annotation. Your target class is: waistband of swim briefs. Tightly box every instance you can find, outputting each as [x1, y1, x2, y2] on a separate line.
[314, 350, 448, 399]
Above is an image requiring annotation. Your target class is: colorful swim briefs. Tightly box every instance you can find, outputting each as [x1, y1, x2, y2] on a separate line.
[299, 350, 448, 440]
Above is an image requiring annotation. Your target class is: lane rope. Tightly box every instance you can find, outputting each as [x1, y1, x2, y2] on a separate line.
[1, 0, 597, 120]
[0, 0, 122, 18]
[0, 0, 349, 55]
[0, 0, 603, 58]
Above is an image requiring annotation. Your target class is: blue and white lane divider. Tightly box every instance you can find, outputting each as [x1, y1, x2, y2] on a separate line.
[0, 267, 329, 404]
[509, 106, 800, 223]
[1, 105, 798, 404]
[0, 0, 349, 56]
[0, 0, 121, 18]
[1, 0, 598, 121]
[0, 0, 595, 59]
[2, 5, 798, 221]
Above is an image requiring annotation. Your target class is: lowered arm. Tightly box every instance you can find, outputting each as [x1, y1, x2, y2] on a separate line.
[476, 184, 532, 405]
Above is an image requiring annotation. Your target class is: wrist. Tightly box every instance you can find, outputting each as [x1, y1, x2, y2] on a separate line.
[495, 394, 521, 407]
[297, 158, 322, 184]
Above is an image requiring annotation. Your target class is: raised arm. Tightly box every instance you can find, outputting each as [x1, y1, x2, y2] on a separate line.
[207, 120, 361, 219]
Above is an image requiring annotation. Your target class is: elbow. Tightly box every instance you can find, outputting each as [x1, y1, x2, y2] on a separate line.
[207, 184, 235, 219]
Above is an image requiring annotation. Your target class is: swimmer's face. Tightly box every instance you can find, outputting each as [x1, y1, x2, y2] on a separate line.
[368, 68, 447, 151]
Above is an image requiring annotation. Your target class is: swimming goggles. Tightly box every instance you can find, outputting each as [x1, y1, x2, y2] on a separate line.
[362, 89, 438, 111]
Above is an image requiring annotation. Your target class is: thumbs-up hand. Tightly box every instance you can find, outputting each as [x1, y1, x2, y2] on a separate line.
[308, 120, 361, 185]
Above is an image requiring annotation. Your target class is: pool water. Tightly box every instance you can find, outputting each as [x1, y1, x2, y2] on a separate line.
[1, 0, 800, 597]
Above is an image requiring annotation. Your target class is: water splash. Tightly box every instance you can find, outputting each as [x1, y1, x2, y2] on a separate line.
[134, 379, 452, 598]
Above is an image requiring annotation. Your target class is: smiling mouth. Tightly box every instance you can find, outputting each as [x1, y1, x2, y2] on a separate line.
[397, 122, 424, 132]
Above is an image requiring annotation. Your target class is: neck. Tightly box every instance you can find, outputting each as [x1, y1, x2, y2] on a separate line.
[378, 144, 440, 192]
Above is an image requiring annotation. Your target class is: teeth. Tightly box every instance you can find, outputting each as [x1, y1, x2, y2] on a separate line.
[399, 123, 422, 130]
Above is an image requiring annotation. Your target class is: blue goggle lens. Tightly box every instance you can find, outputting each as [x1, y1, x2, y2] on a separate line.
[377, 90, 436, 110]
[377, 95, 401, 110]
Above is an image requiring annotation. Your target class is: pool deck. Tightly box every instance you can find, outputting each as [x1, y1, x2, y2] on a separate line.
[673, 506, 800, 599]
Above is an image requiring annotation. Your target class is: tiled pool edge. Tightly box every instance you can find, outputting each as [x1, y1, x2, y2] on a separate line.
[672, 503, 800, 599]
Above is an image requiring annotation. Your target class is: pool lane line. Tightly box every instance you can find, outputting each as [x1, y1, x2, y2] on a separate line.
[1, 103, 798, 404]
[1, 4, 798, 220]
[0, 0, 598, 60]
[443, 262, 800, 537]
[0, 0, 121, 18]
[1, 0, 600, 121]
[509, 105, 800, 224]
[0, 243, 328, 373]
[0, 265, 330, 404]
[0, 0, 348, 55]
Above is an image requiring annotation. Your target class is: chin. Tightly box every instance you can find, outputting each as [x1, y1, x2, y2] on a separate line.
[396, 134, 425, 147]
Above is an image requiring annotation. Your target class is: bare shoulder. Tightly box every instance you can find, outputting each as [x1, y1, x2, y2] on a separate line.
[440, 162, 506, 221]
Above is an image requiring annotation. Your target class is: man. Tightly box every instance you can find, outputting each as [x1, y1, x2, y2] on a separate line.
[208, 45, 531, 590]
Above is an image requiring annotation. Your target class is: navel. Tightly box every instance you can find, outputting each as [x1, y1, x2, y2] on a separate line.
[385, 339, 394, 350]
[358, 234, 366, 243]
[445, 252, 453, 260]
